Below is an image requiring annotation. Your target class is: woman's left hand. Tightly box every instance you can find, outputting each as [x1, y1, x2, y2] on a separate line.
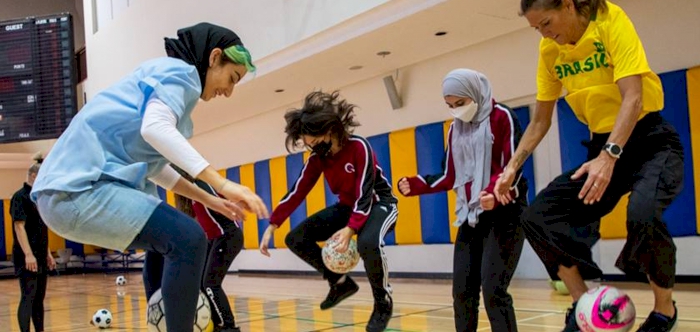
[571, 153, 616, 205]
[331, 227, 355, 253]
[205, 196, 245, 221]
[47, 254, 56, 271]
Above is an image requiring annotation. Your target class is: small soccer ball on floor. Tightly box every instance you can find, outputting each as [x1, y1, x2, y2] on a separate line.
[147, 288, 213, 332]
[91, 309, 113, 329]
[549, 280, 570, 295]
[115, 275, 127, 286]
[575, 286, 636, 332]
[322, 237, 360, 274]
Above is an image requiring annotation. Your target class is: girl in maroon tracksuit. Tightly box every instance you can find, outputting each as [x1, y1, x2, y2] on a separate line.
[259, 91, 398, 332]
[398, 69, 527, 332]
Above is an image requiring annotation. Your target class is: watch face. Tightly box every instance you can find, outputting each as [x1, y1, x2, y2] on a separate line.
[610, 145, 621, 155]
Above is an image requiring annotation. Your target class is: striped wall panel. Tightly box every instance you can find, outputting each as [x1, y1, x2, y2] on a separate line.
[254, 161, 274, 249]
[414, 122, 450, 244]
[388, 128, 422, 244]
[367, 134, 396, 245]
[687, 67, 700, 234]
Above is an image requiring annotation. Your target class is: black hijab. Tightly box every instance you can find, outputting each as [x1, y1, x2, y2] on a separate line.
[164, 22, 244, 85]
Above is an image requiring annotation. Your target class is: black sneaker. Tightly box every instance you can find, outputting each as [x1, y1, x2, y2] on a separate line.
[214, 326, 241, 332]
[366, 296, 393, 332]
[562, 301, 581, 332]
[320, 277, 359, 310]
[637, 301, 678, 332]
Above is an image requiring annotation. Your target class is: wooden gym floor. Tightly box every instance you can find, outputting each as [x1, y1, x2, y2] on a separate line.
[0, 272, 699, 331]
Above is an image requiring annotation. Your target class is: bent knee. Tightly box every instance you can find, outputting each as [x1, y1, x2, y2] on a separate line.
[284, 230, 300, 248]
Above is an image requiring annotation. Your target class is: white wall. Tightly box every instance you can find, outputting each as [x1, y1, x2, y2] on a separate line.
[82, 0, 389, 97]
[189, 27, 545, 169]
[79, 0, 700, 278]
[0, 170, 28, 199]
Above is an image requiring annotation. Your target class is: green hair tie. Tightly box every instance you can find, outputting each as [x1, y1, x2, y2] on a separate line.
[224, 44, 256, 73]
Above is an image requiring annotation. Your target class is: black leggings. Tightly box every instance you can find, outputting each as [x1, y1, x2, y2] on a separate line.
[202, 228, 244, 328]
[522, 113, 683, 287]
[452, 201, 525, 332]
[18, 272, 48, 332]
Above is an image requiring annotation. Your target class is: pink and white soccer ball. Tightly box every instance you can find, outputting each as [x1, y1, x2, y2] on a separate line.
[322, 237, 360, 274]
[575, 286, 636, 332]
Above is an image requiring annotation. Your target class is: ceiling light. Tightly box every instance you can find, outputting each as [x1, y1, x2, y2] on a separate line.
[376, 51, 391, 57]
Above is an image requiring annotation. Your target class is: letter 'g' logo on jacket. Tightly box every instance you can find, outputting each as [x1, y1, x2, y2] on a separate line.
[344, 163, 355, 173]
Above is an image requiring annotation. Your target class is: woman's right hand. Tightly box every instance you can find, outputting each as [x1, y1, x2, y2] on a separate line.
[398, 177, 411, 196]
[219, 181, 270, 219]
[259, 225, 277, 257]
[493, 167, 516, 205]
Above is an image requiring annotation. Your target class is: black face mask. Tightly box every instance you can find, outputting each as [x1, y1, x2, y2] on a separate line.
[311, 140, 332, 157]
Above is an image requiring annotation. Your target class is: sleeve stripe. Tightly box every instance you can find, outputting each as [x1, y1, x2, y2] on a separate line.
[376, 165, 397, 200]
[494, 104, 516, 167]
[494, 104, 522, 197]
[430, 123, 454, 189]
[350, 137, 373, 216]
[201, 182, 229, 234]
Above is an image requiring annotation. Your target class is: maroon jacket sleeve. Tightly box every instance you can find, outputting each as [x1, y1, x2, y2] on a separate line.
[346, 138, 376, 232]
[483, 104, 522, 207]
[269, 154, 323, 227]
[400, 123, 456, 196]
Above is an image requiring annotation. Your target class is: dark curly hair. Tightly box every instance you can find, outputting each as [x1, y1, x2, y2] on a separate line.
[284, 90, 360, 153]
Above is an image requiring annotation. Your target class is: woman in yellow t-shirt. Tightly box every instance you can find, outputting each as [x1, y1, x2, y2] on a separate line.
[494, 1, 682, 331]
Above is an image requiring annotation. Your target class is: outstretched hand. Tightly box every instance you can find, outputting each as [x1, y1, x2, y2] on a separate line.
[259, 225, 277, 257]
[493, 168, 516, 205]
[218, 181, 270, 219]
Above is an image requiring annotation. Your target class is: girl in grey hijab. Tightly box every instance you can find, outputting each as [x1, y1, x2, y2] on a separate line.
[398, 69, 528, 332]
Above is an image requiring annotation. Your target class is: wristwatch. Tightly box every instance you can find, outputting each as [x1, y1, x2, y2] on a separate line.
[603, 143, 623, 159]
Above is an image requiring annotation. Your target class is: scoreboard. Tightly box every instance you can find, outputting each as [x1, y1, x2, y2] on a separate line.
[0, 13, 77, 144]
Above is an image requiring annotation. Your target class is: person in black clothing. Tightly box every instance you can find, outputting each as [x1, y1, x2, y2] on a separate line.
[11, 155, 55, 332]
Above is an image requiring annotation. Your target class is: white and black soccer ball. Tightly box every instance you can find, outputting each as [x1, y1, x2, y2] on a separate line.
[92, 309, 113, 329]
[147, 288, 213, 332]
[115, 275, 127, 286]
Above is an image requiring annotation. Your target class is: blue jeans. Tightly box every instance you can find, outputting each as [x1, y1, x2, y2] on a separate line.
[127, 202, 207, 332]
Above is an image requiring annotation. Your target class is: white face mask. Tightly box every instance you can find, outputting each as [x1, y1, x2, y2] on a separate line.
[450, 102, 478, 122]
